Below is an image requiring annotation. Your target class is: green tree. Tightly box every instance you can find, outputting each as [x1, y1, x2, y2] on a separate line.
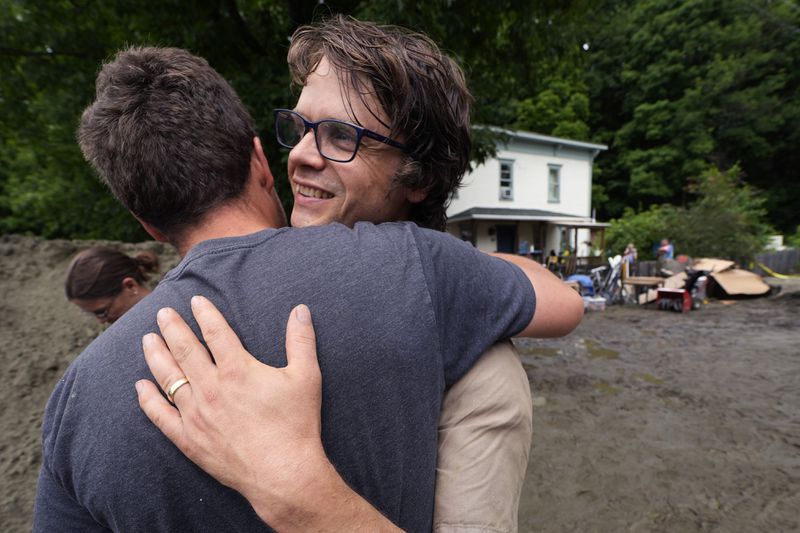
[585, 0, 800, 232]
[786, 227, 800, 249]
[1, 0, 594, 240]
[513, 78, 591, 141]
[671, 165, 771, 260]
[606, 204, 675, 260]
[607, 165, 771, 261]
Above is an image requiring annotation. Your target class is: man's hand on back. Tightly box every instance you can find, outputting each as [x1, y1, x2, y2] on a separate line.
[136, 296, 401, 532]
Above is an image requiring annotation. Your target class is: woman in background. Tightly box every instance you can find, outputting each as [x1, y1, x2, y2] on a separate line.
[65, 247, 159, 324]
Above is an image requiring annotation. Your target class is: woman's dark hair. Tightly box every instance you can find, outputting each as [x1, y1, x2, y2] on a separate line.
[65, 247, 159, 300]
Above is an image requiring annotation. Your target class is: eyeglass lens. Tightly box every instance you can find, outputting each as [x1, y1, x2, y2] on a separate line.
[275, 111, 305, 146]
[275, 111, 360, 162]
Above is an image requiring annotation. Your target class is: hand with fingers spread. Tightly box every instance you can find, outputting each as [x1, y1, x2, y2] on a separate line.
[136, 296, 400, 532]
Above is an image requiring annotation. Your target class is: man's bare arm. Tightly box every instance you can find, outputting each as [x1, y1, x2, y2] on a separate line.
[136, 297, 401, 532]
[491, 253, 584, 338]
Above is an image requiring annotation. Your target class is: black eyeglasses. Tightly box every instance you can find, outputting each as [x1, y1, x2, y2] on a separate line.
[273, 109, 406, 163]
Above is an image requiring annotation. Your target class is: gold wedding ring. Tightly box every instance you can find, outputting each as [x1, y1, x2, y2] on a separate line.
[166, 377, 190, 404]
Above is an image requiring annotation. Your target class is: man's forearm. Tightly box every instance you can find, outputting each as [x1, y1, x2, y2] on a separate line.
[256, 456, 402, 532]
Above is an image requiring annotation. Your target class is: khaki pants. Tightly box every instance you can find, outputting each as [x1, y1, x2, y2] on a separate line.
[434, 341, 532, 533]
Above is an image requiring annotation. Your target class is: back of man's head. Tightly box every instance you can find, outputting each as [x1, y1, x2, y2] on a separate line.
[79, 47, 255, 241]
[288, 15, 473, 231]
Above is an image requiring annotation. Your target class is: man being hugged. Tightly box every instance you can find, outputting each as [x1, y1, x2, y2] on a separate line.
[34, 17, 583, 533]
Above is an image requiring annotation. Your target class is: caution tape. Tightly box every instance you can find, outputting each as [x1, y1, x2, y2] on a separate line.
[757, 262, 800, 279]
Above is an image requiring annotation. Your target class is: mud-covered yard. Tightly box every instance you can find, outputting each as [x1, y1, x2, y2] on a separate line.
[516, 278, 799, 532]
[1, 235, 798, 532]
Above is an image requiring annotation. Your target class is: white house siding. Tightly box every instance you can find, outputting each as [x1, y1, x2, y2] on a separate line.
[446, 130, 605, 255]
[449, 139, 594, 219]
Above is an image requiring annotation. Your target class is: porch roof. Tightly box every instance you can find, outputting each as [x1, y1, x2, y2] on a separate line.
[447, 207, 608, 227]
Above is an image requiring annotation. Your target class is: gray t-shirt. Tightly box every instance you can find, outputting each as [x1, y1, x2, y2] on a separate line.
[34, 222, 535, 532]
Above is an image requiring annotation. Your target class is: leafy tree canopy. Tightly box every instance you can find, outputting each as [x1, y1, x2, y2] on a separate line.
[585, 0, 800, 232]
[607, 165, 772, 260]
[1, 0, 797, 241]
[0, 0, 591, 240]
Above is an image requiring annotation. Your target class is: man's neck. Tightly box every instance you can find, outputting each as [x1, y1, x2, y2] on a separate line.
[174, 204, 279, 257]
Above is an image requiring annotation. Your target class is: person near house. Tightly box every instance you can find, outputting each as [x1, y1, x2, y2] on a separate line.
[65, 247, 159, 325]
[145, 17, 548, 531]
[147, 16, 548, 531]
[622, 242, 638, 277]
[34, 43, 583, 532]
[658, 238, 674, 260]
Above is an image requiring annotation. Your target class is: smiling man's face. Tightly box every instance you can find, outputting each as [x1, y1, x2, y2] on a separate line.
[287, 57, 415, 228]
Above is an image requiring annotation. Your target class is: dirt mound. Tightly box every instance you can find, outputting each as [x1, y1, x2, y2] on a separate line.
[0, 235, 178, 532]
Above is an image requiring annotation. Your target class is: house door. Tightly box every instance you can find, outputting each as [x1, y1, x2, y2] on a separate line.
[533, 222, 546, 252]
[496, 225, 517, 253]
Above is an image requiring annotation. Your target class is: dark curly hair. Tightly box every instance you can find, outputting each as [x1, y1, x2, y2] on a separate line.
[65, 247, 159, 300]
[288, 15, 473, 231]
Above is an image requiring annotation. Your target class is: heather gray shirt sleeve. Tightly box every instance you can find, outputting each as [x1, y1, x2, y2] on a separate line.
[411, 227, 536, 386]
[34, 464, 109, 533]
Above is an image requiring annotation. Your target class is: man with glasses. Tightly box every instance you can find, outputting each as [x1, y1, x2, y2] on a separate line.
[34, 19, 583, 533]
[201, 17, 543, 531]
[144, 17, 579, 531]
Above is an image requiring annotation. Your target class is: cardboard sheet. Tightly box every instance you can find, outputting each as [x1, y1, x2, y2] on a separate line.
[638, 288, 659, 304]
[693, 258, 736, 273]
[663, 272, 688, 289]
[710, 268, 771, 296]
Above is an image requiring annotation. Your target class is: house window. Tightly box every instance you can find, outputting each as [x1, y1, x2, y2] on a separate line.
[548, 164, 561, 203]
[499, 160, 513, 200]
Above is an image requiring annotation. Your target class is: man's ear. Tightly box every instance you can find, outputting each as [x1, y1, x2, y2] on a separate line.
[251, 137, 275, 191]
[121, 277, 139, 293]
[407, 188, 428, 204]
[252, 136, 289, 228]
[136, 218, 168, 243]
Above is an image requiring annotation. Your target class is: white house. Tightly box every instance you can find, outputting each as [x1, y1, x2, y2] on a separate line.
[446, 128, 608, 260]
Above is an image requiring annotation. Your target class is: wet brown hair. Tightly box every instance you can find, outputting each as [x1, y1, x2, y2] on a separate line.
[78, 47, 256, 242]
[65, 247, 159, 300]
[287, 15, 473, 230]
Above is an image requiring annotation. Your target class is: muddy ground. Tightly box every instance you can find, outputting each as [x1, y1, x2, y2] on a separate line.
[1, 234, 798, 532]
